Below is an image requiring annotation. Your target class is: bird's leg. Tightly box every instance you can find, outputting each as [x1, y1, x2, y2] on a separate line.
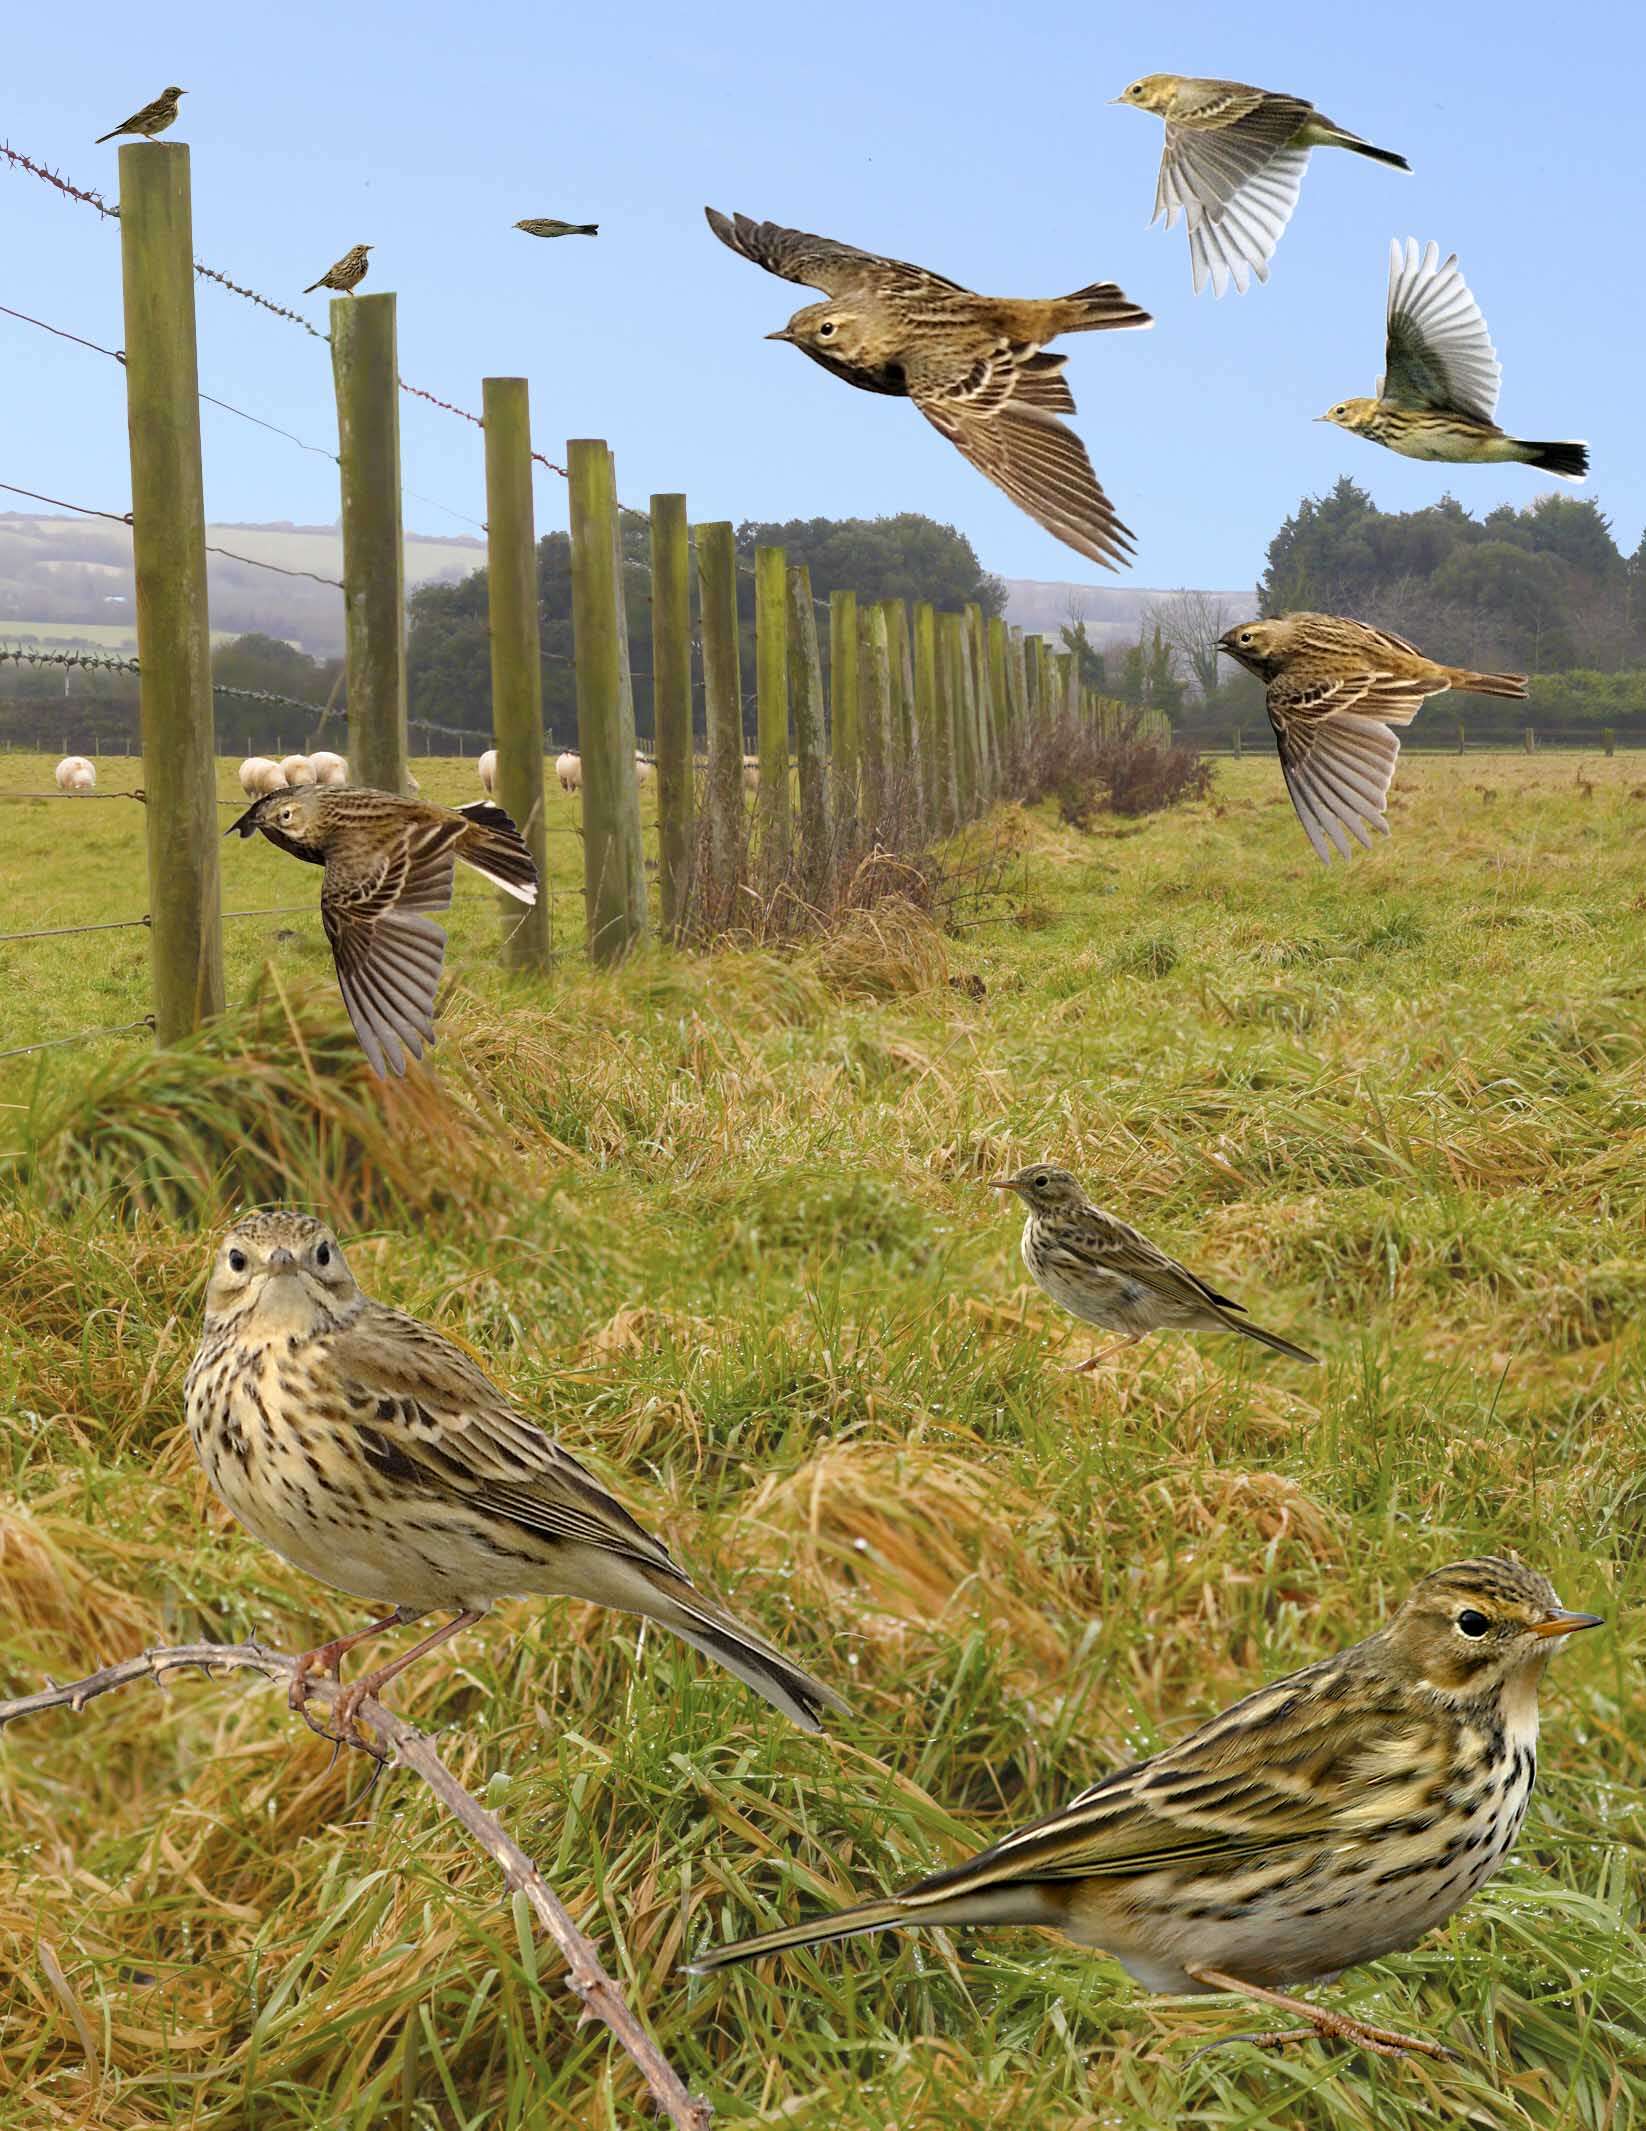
[1184, 1966, 1459, 2062]
[331, 1609, 486, 1735]
[288, 1607, 414, 1713]
[1068, 1335, 1141, 1375]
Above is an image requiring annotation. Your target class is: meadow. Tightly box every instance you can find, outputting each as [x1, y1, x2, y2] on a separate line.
[2, 747, 1644, 2130]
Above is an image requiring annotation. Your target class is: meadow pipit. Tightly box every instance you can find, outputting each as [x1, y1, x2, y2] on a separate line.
[1321, 239, 1587, 479]
[304, 244, 373, 297]
[225, 784, 539, 1076]
[993, 1166, 1317, 1369]
[1113, 75, 1408, 297]
[185, 1212, 846, 1734]
[705, 208, 1151, 572]
[515, 218, 599, 238]
[95, 86, 185, 144]
[689, 1558, 1600, 2060]
[1217, 611, 1528, 863]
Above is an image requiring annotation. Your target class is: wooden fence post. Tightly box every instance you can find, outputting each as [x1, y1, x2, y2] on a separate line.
[1603, 727, 1616, 757]
[1523, 727, 1535, 754]
[482, 378, 550, 971]
[887, 601, 917, 818]
[118, 142, 222, 1044]
[754, 544, 790, 864]
[877, 599, 906, 801]
[568, 440, 645, 962]
[987, 616, 1009, 776]
[1022, 634, 1041, 737]
[1456, 720, 1466, 755]
[965, 605, 993, 803]
[695, 520, 744, 909]
[650, 494, 694, 939]
[941, 613, 973, 822]
[829, 589, 859, 827]
[859, 604, 889, 831]
[332, 291, 408, 795]
[1231, 726, 1243, 759]
[788, 563, 829, 901]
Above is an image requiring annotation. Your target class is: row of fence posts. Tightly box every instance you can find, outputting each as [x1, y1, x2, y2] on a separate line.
[109, 141, 1153, 1049]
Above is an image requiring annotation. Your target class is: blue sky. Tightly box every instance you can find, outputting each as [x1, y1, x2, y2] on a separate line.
[5, 0, 1637, 591]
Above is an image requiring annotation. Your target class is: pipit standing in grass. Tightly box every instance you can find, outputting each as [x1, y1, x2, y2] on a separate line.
[515, 217, 599, 239]
[226, 783, 539, 1077]
[95, 86, 185, 144]
[185, 1212, 846, 1736]
[1112, 75, 1408, 297]
[705, 208, 1152, 572]
[304, 244, 373, 297]
[1217, 612, 1528, 863]
[690, 1558, 1600, 2060]
[992, 1166, 1316, 1370]
[1321, 240, 1588, 480]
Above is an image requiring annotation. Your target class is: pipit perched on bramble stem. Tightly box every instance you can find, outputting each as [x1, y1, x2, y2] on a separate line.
[225, 783, 538, 1076]
[184, 1212, 846, 1739]
[992, 1166, 1317, 1370]
[1217, 611, 1528, 863]
[705, 207, 1151, 572]
[304, 243, 373, 297]
[1113, 74, 1407, 297]
[95, 86, 185, 144]
[1321, 240, 1588, 480]
[515, 217, 598, 239]
[689, 1558, 1600, 2062]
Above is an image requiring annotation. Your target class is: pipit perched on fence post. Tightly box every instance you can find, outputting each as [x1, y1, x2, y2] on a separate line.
[1112, 75, 1408, 297]
[705, 208, 1151, 572]
[1320, 240, 1588, 480]
[184, 1211, 847, 1738]
[304, 243, 373, 297]
[95, 86, 185, 144]
[225, 783, 539, 1076]
[688, 1558, 1600, 2062]
[1216, 612, 1528, 863]
[515, 217, 599, 239]
[992, 1165, 1317, 1369]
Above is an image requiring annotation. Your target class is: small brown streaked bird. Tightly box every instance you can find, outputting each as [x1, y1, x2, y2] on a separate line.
[225, 783, 538, 1076]
[1217, 612, 1528, 863]
[705, 207, 1152, 572]
[1321, 240, 1588, 480]
[184, 1211, 846, 1735]
[992, 1165, 1316, 1369]
[1112, 75, 1408, 297]
[95, 85, 186, 144]
[689, 1558, 1601, 2061]
[303, 243, 373, 297]
[515, 217, 599, 239]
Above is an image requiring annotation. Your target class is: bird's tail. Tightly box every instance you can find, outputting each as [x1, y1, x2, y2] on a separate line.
[1516, 439, 1589, 481]
[1444, 667, 1529, 701]
[94, 128, 120, 145]
[454, 801, 539, 904]
[643, 1579, 849, 1733]
[1326, 131, 1411, 172]
[687, 1897, 913, 1973]
[1229, 1315, 1319, 1365]
[570, 223, 599, 236]
[302, 278, 325, 295]
[1053, 282, 1154, 334]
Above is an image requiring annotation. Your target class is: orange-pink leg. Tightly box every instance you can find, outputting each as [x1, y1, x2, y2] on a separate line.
[331, 1608, 487, 1734]
[1068, 1334, 1142, 1375]
[1185, 1965, 1459, 2062]
[288, 1608, 414, 1712]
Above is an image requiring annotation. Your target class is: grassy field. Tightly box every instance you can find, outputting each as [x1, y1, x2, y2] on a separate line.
[2, 748, 1643, 2129]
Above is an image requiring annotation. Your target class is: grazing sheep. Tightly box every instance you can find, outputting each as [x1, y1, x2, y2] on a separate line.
[555, 751, 581, 793]
[742, 754, 760, 792]
[634, 753, 655, 786]
[478, 749, 498, 794]
[238, 756, 288, 795]
[309, 750, 349, 786]
[54, 755, 96, 793]
[279, 753, 318, 787]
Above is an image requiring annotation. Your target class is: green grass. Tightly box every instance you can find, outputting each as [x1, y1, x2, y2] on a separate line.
[2, 747, 1644, 2129]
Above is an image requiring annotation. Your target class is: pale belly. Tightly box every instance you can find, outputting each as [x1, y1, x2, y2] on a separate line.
[1024, 1229, 1209, 1335]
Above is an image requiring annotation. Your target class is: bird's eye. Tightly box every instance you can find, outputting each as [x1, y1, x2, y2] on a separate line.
[1130, 82, 1144, 95]
[1032, 1171, 1050, 1188]
[278, 805, 295, 823]
[1239, 631, 1255, 645]
[1457, 1608, 1490, 1638]
[227, 1247, 247, 1274]
[817, 320, 836, 338]
[315, 1240, 332, 1268]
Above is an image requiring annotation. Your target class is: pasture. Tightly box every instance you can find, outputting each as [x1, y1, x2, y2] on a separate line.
[2, 748, 1643, 2129]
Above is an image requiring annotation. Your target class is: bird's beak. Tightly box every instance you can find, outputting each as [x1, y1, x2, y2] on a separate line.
[765, 327, 793, 343]
[264, 1248, 297, 1273]
[1530, 1609, 1604, 1639]
[1313, 414, 1331, 424]
[987, 1177, 1018, 1191]
[1106, 95, 1126, 104]
[225, 799, 263, 838]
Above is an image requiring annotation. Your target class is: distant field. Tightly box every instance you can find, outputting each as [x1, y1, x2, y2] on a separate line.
[2, 749, 1643, 2131]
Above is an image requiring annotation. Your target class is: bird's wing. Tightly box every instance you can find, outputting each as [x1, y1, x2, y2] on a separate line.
[1037, 1206, 1241, 1313]
[319, 826, 462, 1075]
[704, 208, 961, 298]
[321, 1307, 684, 1577]
[1265, 671, 1432, 863]
[1380, 238, 1501, 421]
[907, 349, 1133, 571]
[1153, 97, 1313, 297]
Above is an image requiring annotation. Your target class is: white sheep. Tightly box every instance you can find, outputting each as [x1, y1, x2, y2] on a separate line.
[634, 752, 655, 787]
[54, 755, 96, 793]
[238, 756, 288, 795]
[555, 751, 582, 793]
[742, 753, 760, 792]
[478, 748, 498, 795]
[280, 753, 318, 788]
[309, 751, 348, 786]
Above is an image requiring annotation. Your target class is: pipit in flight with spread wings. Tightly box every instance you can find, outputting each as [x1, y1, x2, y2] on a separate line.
[226, 783, 538, 1075]
[705, 208, 1152, 572]
[992, 1165, 1317, 1369]
[1321, 240, 1587, 479]
[1113, 75, 1408, 297]
[304, 243, 373, 297]
[95, 86, 185, 144]
[185, 1212, 845, 1736]
[1217, 612, 1527, 862]
[689, 1558, 1600, 2062]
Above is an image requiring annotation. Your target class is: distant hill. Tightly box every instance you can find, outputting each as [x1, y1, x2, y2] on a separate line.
[0, 515, 483, 657]
[1002, 579, 1254, 647]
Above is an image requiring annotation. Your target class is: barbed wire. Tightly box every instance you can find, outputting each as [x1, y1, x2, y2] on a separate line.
[0, 1015, 153, 1063]
[0, 645, 339, 721]
[1, 480, 345, 589]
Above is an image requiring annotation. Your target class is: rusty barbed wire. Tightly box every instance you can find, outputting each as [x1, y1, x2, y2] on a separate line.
[0, 646, 336, 720]
[0, 142, 117, 219]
